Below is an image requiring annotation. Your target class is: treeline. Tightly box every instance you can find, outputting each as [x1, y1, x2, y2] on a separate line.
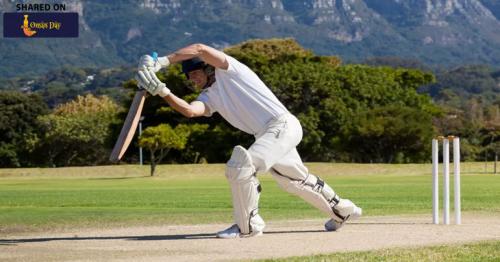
[0, 66, 135, 107]
[0, 39, 498, 167]
[0, 93, 119, 167]
[429, 65, 500, 161]
[365, 57, 500, 161]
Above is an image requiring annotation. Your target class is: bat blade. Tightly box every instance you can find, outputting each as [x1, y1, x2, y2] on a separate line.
[109, 90, 147, 162]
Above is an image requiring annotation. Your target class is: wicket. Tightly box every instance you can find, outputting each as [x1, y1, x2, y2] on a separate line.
[432, 136, 461, 225]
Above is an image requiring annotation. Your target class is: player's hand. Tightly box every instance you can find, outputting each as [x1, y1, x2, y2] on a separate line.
[138, 54, 170, 73]
[135, 68, 171, 97]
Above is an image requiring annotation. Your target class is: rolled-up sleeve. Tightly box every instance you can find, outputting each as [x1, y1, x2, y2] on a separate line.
[196, 90, 215, 117]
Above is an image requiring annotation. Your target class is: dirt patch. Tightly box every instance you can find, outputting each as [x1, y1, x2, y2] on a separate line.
[1, 214, 499, 261]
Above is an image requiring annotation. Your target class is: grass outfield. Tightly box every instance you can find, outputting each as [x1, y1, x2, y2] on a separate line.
[0, 162, 499, 232]
[260, 240, 500, 262]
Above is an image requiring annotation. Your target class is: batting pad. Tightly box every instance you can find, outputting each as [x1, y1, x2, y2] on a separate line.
[271, 170, 348, 222]
[225, 146, 264, 234]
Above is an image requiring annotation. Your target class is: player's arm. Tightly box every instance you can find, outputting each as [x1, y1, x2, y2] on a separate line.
[135, 67, 208, 118]
[167, 43, 229, 70]
[163, 94, 207, 118]
[138, 44, 228, 73]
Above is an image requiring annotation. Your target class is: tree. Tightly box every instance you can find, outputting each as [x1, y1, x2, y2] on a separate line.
[138, 124, 190, 176]
[0, 91, 48, 167]
[36, 94, 120, 166]
[341, 105, 435, 163]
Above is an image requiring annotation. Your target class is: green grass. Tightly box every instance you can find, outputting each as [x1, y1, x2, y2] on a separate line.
[0, 162, 499, 233]
[260, 240, 500, 262]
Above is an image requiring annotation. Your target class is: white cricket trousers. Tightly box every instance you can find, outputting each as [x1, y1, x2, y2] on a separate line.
[249, 113, 309, 182]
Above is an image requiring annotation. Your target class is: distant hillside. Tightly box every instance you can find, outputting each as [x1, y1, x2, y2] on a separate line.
[1, 0, 500, 77]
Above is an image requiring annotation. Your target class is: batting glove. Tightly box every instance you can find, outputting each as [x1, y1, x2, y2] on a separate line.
[138, 53, 170, 73]
[135, 69, 171, 97]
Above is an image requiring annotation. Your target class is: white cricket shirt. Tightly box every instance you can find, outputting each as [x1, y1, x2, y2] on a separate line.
[196, 54, 288, 135]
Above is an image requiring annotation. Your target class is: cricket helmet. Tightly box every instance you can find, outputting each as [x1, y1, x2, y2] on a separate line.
[181, 57, 215, 89]
[182, 57, 207, 77]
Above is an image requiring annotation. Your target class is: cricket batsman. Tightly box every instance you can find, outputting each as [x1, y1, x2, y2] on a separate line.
[135, 43, 362, 238]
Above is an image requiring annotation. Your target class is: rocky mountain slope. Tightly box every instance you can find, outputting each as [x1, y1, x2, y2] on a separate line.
[1, 0, 499, 77]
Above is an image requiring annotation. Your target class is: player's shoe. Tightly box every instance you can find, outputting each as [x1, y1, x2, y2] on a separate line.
[325, 201, 362, 232]
[216, 224, 241, 238]
[216, 224, 263, 239]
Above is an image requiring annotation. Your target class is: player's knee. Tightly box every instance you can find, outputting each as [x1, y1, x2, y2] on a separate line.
[225, 145, 256, 181]
[249, 153, 267, 173]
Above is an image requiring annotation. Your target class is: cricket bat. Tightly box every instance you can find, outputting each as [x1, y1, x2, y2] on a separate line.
[109, 90, 147, 162]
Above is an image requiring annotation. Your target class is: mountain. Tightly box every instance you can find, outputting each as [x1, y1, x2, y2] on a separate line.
[1, 0, 500, 77]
